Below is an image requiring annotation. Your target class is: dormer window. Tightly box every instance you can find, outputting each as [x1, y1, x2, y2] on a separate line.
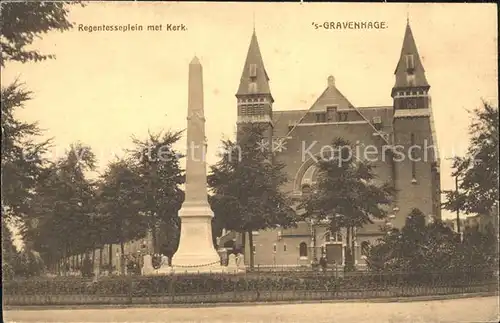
[249, 64, 257, 77]
[248, 82, 257, 93]
[405, 55, 415, 70]
[326, 106, 337, 121]
[372, 116, 382, 130]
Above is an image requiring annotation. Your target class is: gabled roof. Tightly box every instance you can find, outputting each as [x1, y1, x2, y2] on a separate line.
[393, 22, 429, 89]
[308, 83, 355, 112]
[236, 30, 272, 97]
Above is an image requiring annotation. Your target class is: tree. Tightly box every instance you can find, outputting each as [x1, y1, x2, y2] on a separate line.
[208, 124, 298, 269]
[301, 138, 394, 271]
[366, 208, 497, 274]
[367, 209, 451, 272]
[26, 143, 97, 272]
[97, 159, 148, 274]
[128, 130, 185, 259]
[1, 83, 52, 225]
[0, 1, 77, 67]
[443, 102, 499, 216]
[460, 224, 498, 273]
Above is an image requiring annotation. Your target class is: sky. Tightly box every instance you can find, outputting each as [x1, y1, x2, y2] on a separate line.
[2, 2, 498, 225]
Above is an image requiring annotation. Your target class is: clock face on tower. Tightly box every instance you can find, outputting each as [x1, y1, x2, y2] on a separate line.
[407, 98, 417, 109]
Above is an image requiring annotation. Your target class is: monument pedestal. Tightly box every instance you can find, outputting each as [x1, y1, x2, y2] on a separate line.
[171, 202, 224, 273]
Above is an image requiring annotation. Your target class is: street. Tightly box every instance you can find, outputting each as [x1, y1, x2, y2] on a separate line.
[4, 296, 499, 323]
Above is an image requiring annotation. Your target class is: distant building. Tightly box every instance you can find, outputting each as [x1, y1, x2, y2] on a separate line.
[443, 218, 466, 233]
[463, 205, 499, 234]
[444, 204, 498, 235]
[221, 21, 441, 268]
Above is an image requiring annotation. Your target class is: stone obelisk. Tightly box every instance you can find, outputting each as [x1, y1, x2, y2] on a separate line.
[171, 57, 222, 273]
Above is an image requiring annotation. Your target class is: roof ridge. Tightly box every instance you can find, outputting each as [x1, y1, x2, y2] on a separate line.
[285, 87, 329, 137]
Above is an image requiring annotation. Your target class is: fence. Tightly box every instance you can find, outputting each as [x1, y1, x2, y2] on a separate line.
[3, 270, 497, 306]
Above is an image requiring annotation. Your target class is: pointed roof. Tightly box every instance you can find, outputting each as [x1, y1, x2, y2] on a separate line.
[393, 22, 429, 89]
[300, 75, 356, 114]
[236, 30, 272, 97]
[190, 56, 200, 65]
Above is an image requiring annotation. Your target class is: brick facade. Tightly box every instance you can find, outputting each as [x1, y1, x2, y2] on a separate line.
[235, 23, 441, 267]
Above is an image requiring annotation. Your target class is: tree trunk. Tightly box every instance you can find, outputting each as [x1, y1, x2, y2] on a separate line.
[151, 223, 158, 254]
[240, 231, 246, 253]
[345, 226, 352, 271]
[92, 248, 96, 274]
[108, 244, 113, 273]
[120, 242, 125, 275]
[351, 227, 356, 269]
[99, 246, 103, 273]
[248, 230, 254, 269]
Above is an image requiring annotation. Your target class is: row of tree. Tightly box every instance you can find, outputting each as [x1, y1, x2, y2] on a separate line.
[2, 2, 82, 278]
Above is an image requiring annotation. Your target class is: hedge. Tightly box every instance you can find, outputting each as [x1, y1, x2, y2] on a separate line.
[3, 270, 495, 296]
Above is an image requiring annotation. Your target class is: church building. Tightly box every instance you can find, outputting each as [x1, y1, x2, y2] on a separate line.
[225, 21, 442, 268]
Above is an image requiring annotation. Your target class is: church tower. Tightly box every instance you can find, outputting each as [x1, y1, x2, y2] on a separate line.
[391, 21, 441, 228]
[391, 21, 430, 110]
[236, 30, 274, 141]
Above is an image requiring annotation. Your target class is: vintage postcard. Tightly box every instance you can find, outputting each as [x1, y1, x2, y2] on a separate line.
[2, 2, 498, 323]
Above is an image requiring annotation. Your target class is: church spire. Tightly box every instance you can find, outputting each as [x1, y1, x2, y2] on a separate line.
[392, 21, 429, 92]
[236, 30, 273, 100]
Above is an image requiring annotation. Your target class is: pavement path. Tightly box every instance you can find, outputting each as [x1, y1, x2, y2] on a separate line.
[4, 296, 499, 323]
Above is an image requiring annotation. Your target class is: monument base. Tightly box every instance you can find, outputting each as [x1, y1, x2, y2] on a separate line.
[170, 264, 227, 274]
[171, 202, 222, 269]
[143, 264, 228, 275]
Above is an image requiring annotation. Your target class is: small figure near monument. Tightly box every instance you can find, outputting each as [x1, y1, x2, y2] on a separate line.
[227, 254, 238, 273]
[161, 254, 169, 267]
[142, 254, 153, 275]
[236, 253, 246, 272]
[319, 256, 327, 273]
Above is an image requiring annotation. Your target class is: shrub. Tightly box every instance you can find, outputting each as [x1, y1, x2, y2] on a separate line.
[2, 270, 495, 297]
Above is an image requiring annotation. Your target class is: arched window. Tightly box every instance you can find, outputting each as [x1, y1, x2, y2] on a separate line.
[299, 242, 308, 258]
[301, 165, 317, 186]
[361, 241, 370, 256]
